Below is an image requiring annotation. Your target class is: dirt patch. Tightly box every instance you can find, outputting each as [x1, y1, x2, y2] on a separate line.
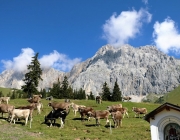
[0, 123, 42, 140]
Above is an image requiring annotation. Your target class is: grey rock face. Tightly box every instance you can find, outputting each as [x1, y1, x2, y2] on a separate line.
[0, 68, 65, 91]
[68, 44, 180, 96]
[0, 44, 180, 98]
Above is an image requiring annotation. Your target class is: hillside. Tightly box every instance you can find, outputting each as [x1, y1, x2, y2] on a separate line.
[164, 85, 180, 105]
[0, 87, 13, 96]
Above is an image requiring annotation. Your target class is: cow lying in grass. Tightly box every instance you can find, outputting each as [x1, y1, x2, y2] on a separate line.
[44, 108, 69, 128]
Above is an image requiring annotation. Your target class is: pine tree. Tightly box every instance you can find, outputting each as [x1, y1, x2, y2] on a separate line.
[89, 91, 95, 100]
[50, 78, 62, 99]
[111, 79, 122, 101]
[61, 76, 69, 98]
[102, 82, 111, 101]
[21, 53, 42, 98]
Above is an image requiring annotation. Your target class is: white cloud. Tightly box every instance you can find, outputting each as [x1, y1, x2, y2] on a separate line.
[153, 17, 180, 53]
[102, 8, 152, 46]
[1, 48, 35, 72]
[1, 48, 81, 72]
[39, 50, 81, 72]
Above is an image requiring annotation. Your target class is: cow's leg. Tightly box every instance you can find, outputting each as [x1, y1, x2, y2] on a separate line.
[120, 120, 122, 127]
[74, 110, 77, 116]
[50, 119, 53, 127]
[13, 119, 16, 124]
[10, 115, 14, 124]
[134, 113, 137, 118]
[116, 119, 120, 128]
[25, 116, 28, 126]
[125, 111, 129, 118]
[29, 116, 32, 128]
[95, 118, 98, 126]
[106, 118, 109, 125]
[59, 118, 64, 128]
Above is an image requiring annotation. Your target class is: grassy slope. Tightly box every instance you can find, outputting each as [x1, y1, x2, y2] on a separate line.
[0, 99, 160, 140]
[164, 85, 180, 105]
[0, 87, 13, 96]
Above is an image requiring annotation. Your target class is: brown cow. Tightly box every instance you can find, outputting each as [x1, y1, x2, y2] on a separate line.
[111, 111, 123, 128]
[107, 104, 122, 109]
[122, 96, 132, 101]
[30, 102, 43, 114]
[27, 94, 42, 103]
[95, 96, 102, 104]
[107, 106, 129, 118]
[88, 110, 110, 126]
[48, 102, 71, 111]
[132, 107, 147, 118]
[71, 102, 86, 116]
[78, 107, 94, 121]
[0, 103, 15, 119]
[0, 97, 10, 104]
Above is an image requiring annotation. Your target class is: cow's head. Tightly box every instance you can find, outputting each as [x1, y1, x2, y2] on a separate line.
[132, 107, 136, 111]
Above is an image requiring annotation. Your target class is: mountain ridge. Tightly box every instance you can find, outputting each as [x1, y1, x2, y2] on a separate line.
[0, 44, 180, 102]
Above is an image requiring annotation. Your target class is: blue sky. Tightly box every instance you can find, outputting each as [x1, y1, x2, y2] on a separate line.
[0, 0, 180, 73]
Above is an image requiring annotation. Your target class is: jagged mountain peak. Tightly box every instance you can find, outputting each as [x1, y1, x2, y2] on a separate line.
[0, 44, 180, 103]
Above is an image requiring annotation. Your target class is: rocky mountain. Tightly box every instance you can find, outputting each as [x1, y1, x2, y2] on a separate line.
[0, 44, 180, 101]
[0, 68, 65, 91]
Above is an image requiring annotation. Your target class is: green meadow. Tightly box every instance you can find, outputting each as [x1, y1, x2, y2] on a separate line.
[0, 85, 180, 140]
[0, 98, 160, 140]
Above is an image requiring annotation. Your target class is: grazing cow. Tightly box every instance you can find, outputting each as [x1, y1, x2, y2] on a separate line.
[48, 102, 71, 111]
[107, 104, 122, 109]
[27, 94, 42, 103]
[0, 97, 10, 104]
[95, 96, 102, 104]
[111, 111, 123, 128]
[107, 106, 129, 118]
[78, 107, 94, 121]
[9, 109, 32, 128]
[71, 102, 86, 116]
[122, 96, 132, 101]
[132, 107, 147, 118]
[15, 105, 35, 119]
[30, 102, 43, 114]
[88, 110, 110, 126]
[44, 108, 69, 128]
[0, 103, 15, 119]
[46, 96, 53, 101]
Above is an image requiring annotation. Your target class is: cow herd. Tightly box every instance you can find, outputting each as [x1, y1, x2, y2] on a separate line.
[0, 95, 148, 130]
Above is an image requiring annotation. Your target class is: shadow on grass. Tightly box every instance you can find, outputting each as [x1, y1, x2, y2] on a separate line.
[72, 118, 90, 122]
[85, 124, 113, 128]
[0, 116, 8, 121]
[85, 124, 96, 127]
[41, 121, 61, 127]
[72, 118, 82, 120]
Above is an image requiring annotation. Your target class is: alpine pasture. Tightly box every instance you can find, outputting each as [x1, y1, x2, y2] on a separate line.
[0, 98, 160, 140]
